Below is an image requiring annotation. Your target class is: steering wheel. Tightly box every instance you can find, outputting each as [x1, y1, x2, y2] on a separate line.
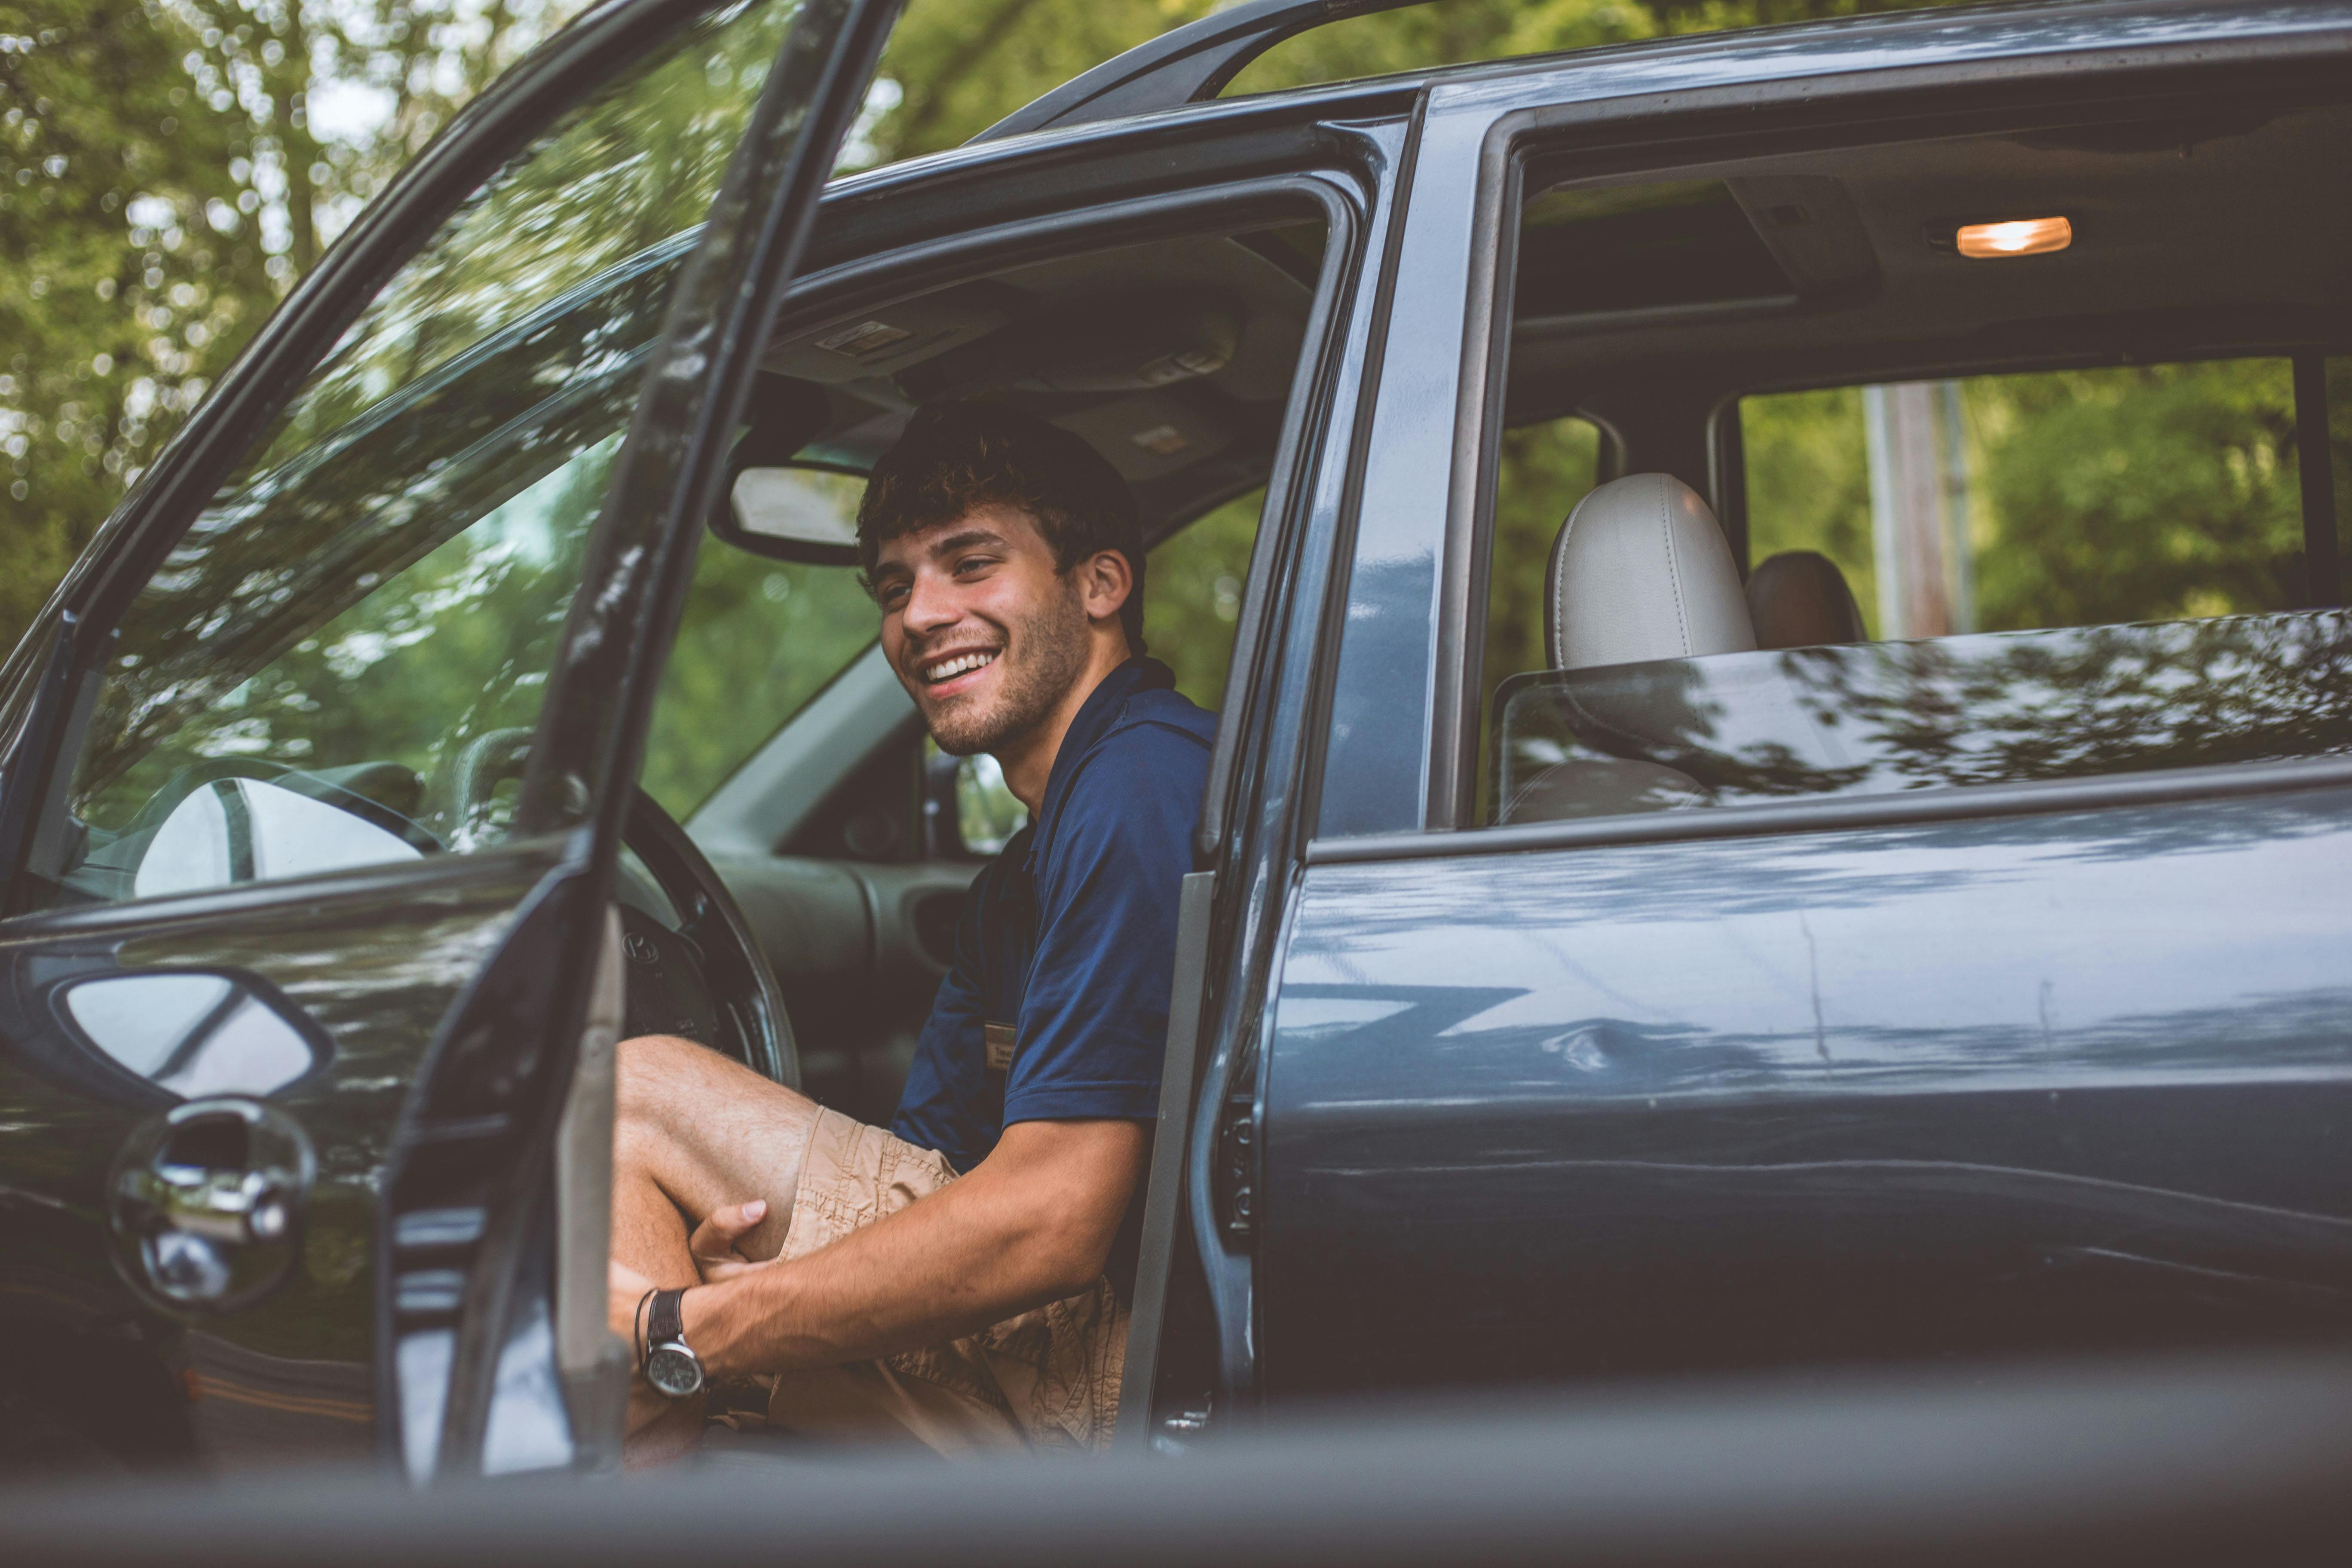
[618, 788, 801, 1089]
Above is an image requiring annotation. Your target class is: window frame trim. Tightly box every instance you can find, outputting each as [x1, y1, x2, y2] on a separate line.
[1308, 749, 2352, 868]
[1418, 40, 2352, 839]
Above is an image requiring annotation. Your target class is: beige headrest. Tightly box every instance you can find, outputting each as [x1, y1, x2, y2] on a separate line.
[1747, 550, 1867, 649]
[1546, 474, 1756, 670]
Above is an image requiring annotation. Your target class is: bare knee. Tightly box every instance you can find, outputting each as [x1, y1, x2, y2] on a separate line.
[612, 1032, 817, 1157]
[613, 1033, 709, 1129]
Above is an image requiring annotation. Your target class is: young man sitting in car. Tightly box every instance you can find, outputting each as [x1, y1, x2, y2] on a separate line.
[607, 403, 1214, 1461]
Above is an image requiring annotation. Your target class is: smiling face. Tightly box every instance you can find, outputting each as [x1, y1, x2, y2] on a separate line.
[871, 505, 1101, 757]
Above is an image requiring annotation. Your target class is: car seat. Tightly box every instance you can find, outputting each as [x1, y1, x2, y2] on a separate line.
[1501, 474, 1755, 824]
[1746, 549, 1866, 648]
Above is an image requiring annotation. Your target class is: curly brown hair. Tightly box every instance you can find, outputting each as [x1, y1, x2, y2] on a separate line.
[856, 403, 1146, 656]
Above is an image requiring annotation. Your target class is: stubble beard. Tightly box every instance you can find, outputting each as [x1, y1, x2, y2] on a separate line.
[922, 582, 1092, 758]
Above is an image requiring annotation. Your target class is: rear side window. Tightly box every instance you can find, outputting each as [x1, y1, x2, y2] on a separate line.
[1742, 358, 2346, 637]
[1488, 356, 2352, 824]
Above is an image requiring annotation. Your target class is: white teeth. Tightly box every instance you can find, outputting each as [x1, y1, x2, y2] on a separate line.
[923, 651, 997, 684]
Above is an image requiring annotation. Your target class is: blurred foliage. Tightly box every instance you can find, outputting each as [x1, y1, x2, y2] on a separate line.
[1740, 360, 2335, 641]
[1746, 385, 1881, 630]
[1969, 361, 2304, 630]
[2, 0, 605, 654]
[1145, 487, 1260, 713]
[27, 0, 801, 909]
[643, 542, 878, 821]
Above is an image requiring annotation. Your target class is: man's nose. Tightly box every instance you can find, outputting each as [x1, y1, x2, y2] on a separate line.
[900, 569, 962, 637]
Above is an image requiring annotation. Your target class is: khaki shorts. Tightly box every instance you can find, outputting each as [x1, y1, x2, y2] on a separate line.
[727, 1109, 1127, 1456]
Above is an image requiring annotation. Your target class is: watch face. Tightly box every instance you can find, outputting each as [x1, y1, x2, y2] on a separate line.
[645, 1344, 704, 1399]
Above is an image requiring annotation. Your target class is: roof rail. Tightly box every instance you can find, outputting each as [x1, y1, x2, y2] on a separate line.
[969, 0, 1435, 145]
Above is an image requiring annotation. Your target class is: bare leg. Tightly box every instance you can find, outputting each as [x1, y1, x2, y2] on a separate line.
[610, 1033, 822, 1465]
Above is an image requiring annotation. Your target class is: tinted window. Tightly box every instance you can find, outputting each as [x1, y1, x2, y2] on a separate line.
[1743, 359, 2324, 637]
[1497, 610, 2352, 821]
[18, 0, 799, 911]
[1480, 415, 1605, 802]
[646, 475, 877, 818]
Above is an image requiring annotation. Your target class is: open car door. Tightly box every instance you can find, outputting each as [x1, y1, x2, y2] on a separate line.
[0, 0, 897, 1480]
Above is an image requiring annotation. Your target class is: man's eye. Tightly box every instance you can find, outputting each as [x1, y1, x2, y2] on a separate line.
[954, 555, 995, 576]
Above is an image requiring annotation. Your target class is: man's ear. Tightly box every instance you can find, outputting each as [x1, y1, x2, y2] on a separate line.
[1076, 548, 1134, 627]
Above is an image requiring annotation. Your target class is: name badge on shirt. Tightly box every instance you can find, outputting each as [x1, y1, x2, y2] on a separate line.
[983, 1020, 1018, 1074]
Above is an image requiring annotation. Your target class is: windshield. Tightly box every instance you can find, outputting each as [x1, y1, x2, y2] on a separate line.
[644, 532, 877, 819]
[42, 0, 808, 907]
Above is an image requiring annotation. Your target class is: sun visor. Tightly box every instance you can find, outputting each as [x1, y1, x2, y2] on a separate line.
[1724, 176, 1879, 298]
[765, 281, 1023, 383]
[1051, 393, 1234, 484]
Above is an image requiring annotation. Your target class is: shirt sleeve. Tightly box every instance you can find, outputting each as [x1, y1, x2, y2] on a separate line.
[1003, 722, 1210, 1126]
[889, 861, 996, 1172]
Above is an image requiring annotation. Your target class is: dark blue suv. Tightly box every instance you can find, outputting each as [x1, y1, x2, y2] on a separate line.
[4, 0, 2352, 1481]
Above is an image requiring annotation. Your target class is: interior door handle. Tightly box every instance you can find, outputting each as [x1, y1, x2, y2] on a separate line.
[107, 1097, 316, 1312]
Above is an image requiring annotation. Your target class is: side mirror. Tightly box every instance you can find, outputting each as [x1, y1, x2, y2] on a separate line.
[922, 750, 1027, 859]
[135, 775, 424, 900]
[62, 971, 328, 1100]
[711, 462, 866, 566]
[956, 754, 1027, 857]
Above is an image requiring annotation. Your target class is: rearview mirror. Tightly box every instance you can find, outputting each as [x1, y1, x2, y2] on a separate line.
[713, 462, 865, 565]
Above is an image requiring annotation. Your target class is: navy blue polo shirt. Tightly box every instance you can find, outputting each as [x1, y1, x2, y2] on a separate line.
[891, 658, 1215, 1179]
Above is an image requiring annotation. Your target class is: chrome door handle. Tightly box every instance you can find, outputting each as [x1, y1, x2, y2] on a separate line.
[108, 1097, 316, 1312]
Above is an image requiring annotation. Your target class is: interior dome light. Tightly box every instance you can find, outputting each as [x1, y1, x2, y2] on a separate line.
[1956, 216, 2072, 258]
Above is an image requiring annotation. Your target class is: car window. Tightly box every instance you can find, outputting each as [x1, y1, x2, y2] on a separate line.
[16, 0, 802, 913]
[1478, 416, 1605, 804]
[1482, 356, 2352, 826]
[1147, 487, 1263, 713]
[643, 472, 877, 820]
[1743, 359, 2339, 638]
[1466, 101, 2352, 833]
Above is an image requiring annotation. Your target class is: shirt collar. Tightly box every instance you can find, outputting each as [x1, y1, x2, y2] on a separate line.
[1026, 657, 1174, 866]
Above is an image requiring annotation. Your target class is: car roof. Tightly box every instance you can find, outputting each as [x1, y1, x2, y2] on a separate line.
[967, 0, 2351, 148]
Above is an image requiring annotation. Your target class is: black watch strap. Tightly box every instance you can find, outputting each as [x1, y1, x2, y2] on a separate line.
[649, 1286, 687, 1349]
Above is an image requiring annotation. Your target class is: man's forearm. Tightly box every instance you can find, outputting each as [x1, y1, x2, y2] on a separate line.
[680, 1118, 1143, 1379]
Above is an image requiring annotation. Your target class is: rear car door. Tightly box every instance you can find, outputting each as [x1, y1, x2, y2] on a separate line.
[0, 0, 894, 1478]
[1251, 11, 2352, 1402]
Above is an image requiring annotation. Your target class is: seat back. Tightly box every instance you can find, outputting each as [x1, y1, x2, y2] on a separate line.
[1747, 549, 1867, 648]
[1504, 475, 1754, 826]
[1545, 473, 1756, 669]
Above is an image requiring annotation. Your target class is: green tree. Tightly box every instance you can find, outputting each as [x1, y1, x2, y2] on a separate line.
[1972, 361, 2304, 631]
[3, 0, 590, 655]
[3, 0, 268, 643]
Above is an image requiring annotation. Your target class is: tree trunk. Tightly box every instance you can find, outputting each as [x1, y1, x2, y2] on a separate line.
[279, 0, 320, 276]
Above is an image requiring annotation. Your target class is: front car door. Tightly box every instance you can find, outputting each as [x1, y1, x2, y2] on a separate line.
[0, 0, 894, 1479]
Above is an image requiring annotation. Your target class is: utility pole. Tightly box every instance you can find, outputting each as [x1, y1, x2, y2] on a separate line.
[1864, 381, 1972, 637]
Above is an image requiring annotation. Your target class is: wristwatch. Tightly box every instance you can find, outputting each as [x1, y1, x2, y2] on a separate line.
[643, 1286, 706, 1400]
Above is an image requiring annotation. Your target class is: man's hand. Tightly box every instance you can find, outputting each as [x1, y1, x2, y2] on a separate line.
[688, 1198, 772, 1284]
[681, 1117, 1146, 1382]
[606, 1200, 770, 1360]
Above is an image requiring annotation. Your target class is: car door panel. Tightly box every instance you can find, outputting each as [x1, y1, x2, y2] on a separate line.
[1262, 788, 2352, 1394]
[0, 0, 897, 1476]
[0, 842, 556, 1465]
